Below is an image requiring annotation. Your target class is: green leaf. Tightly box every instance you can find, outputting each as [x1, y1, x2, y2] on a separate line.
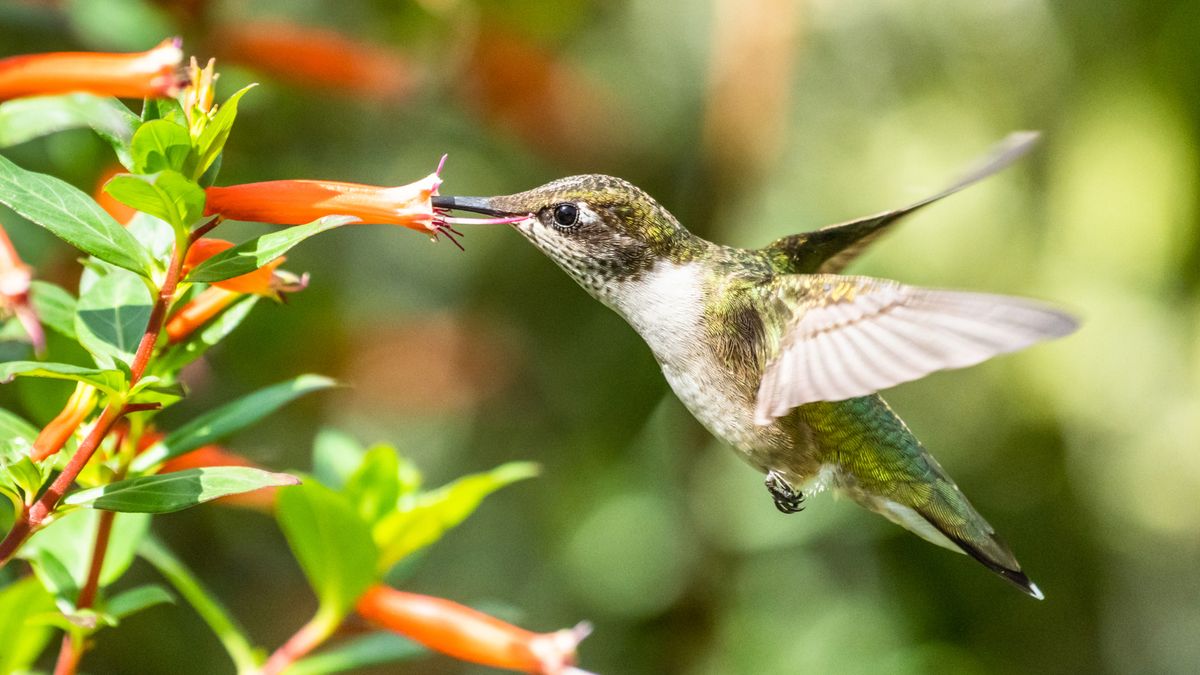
[127, 376, 184, 407]
[198, 149, 222, 187]
[0, 576, 57, 673]
[131, 374, 337, 472]
[64, 467, 299, 513]
[0, 154, 156, 277]
[277, 481, 378, 621]
[0, 406, 39, 443]
[288, 632, 426, 675]
[29, 281, 78, 340]
[344, 445, 401, 526]
[0, 93, 138, 158]
[194, 85, 255, 180]
[104, 170, 206, 229]
[375, 462, 539, 570]
[103, 583, 174, 620]
[0, 408, 42, 496]
[74, 267, 153, 368]
[21, 509, 150, 589]
[26, 546, 80, 607]
[130, 119, 195, 175]
[188, 215, 356, 283]
[141, 96, 184, 123]
[1, 456, 49, 506]
[0, 360, 125, 394]
[125, 210, 177, 260]
[312, 428, 366, 490]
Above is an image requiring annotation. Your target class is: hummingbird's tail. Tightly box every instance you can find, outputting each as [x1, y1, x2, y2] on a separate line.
[796, 396, 1043, 599]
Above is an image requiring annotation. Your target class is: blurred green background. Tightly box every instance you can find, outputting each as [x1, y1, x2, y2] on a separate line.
[2, 0, 1199, 673]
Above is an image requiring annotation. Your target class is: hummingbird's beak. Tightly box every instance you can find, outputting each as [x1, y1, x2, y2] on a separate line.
[431, 195, 517, 218]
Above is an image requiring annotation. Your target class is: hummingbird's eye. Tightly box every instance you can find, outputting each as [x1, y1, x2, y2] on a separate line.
[552, 203, 579, 228]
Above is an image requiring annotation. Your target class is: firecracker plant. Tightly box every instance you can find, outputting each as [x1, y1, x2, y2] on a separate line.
[0, 40, 591, 675]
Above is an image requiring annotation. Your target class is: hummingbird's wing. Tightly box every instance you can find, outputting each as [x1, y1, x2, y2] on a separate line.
[753, 274, 1077, 424]
[762, 132, 1039, 275]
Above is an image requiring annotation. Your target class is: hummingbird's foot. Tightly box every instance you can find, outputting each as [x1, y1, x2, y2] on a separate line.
[765, 470, 805, 514]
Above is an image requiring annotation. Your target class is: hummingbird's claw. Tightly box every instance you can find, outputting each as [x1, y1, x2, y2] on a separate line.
[765, 470, 805, 514]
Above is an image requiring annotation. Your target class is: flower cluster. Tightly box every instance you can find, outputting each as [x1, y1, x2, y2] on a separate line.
[0, 38, 592, 675]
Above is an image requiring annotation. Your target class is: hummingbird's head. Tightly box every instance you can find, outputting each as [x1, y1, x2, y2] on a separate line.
[434, 175, 698, 294]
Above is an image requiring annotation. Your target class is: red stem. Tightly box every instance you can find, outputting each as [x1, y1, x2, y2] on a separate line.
[0, 237, 188, 568]
[129, 240, 185, 382]
[78, 507, 116, 609]
[261, 617, 335, 675]
[188, 215, 223, 244]
[52, 634, 81, 675]
[52, 506, 116, 675]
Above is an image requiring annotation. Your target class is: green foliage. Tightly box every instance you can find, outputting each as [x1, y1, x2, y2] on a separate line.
[74, 268, 154, 369]
[104, 170, 206, 229]
[288, 632, 425, 675]
[0, 576, 57, 673]
[131, 374, 338, 472]
[194, 85, 254, 179]
[277, 480, 379, 623]
[154, 295, 258, 372]
[21, 510, 150, 603]
[0, 77, 329, 669]
[130, 119, 196, 176]
[104, 583, 174, 621]
[0, 361, 125, 394]
[0, 35, 549, 675]
[0, 153, 156, 277]
[373, 461, 539, 570]
[29, 281, 79, 340]
[64, 467, 299, 513]
[188, 216, 356, 283]
[0, 93, 138, 160]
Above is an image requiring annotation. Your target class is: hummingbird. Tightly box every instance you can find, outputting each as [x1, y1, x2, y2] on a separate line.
[433, 133, 1076, 598]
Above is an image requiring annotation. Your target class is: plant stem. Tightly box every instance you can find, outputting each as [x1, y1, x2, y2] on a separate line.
[139, 536, 261, 674]
[261, 614, 339, 675]
[0, 233, 189, 569]
[0, 403, 123, 566]
[129, 230, 187, 382]
[189, 214, 223, 244]
[51, 506, 114, 675]
[78, 508, 116, 609]
[52, 633, 82, 675]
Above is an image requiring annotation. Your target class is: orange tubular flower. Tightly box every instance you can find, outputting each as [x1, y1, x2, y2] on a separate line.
[165, 287, 241, 344]
[94, 165, 137, 225]
[204, 159, 526, 249]
[218, 21, 418, 102]
[166, 237, 292, 344]
[205, 173, 442, 233]
[0, 38, 185, 101]
[0, 223, 43, 354]
[355, 585, 594, 675]
[32, 382, 98, 461]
